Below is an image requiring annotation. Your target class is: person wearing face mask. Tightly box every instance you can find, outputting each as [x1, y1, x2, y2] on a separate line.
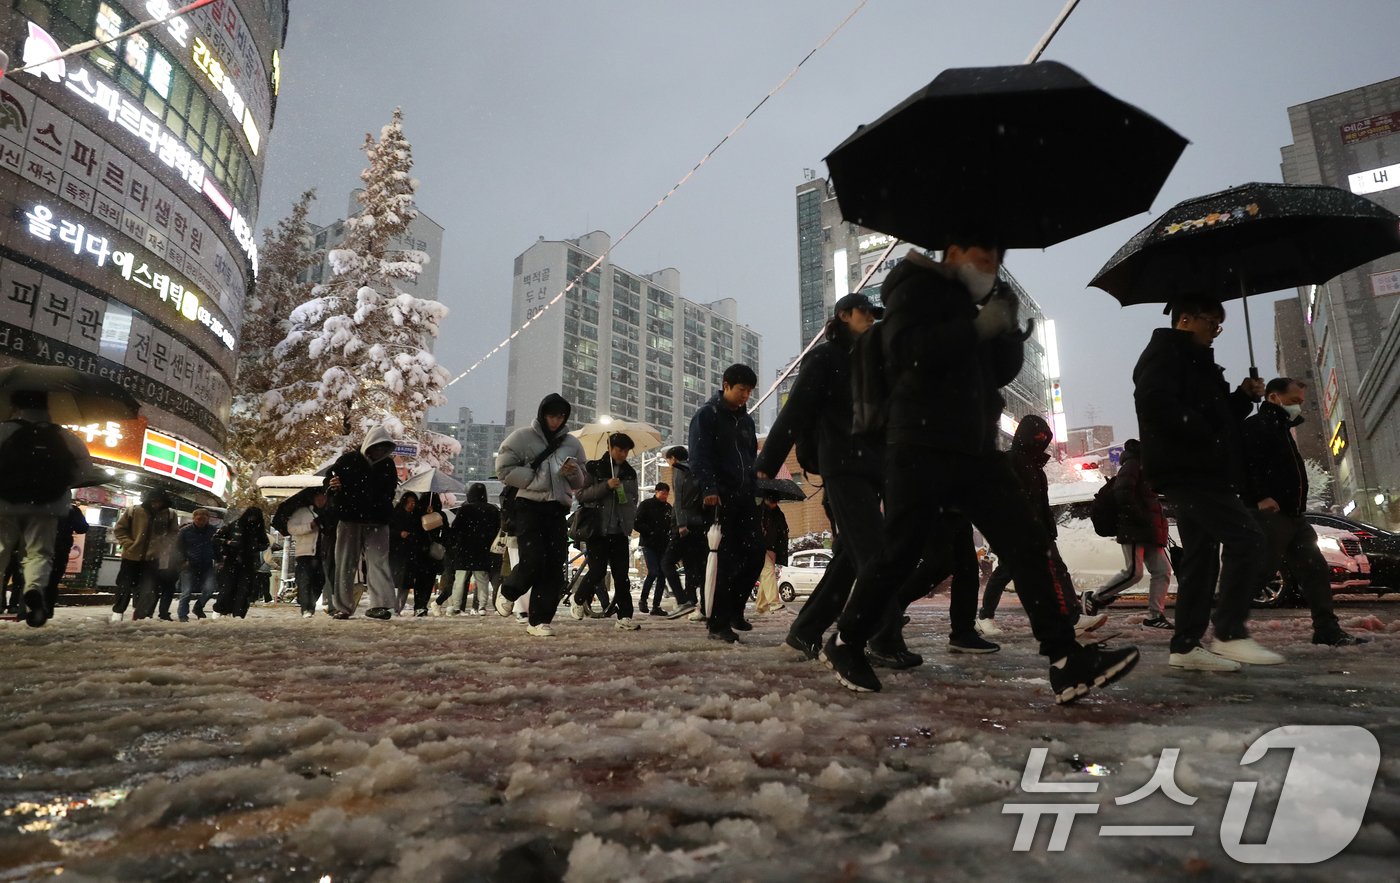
[1241, 377, 1365, 647]
[827, 240, 1139, 703]
[1134, 298, 1276, 671]
[326, 425, 402, 621]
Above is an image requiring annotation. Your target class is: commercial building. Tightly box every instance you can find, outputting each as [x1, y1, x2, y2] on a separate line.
[1066, 425, 1116, 459]
[426, 406, 509, 485]
[504, 231, 762, 443]
[298, 189, 445, 306]
[1281, 75, 1400, 525]
[1273, 297, 1330, 466]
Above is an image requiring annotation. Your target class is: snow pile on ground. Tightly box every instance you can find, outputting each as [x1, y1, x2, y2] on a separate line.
[0, 597, 1396, 881]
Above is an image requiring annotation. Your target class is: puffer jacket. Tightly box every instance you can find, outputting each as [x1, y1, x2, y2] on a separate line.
[669, 462, 704, 534]
[688, 390, 758, 500]
[496, 394, 588, 506]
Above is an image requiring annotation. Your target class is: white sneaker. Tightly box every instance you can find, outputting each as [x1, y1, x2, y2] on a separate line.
[571, 602, 587, 621]
[974, 617, 1002, 637]
[515, 612, 529, 623]
[109, 611, 123, 623]
[615, 617, 639, 631]
[687, 610, 706, 622]
[1169, 646, 1242, 671]
[301, 611, 313, 619]
[209, 611, 222, 619]
[526, 623, 555, 637]
[1074, 612, 1109, 635]
[1211, 637, 1285, 666]
[495, 592, 514, 618]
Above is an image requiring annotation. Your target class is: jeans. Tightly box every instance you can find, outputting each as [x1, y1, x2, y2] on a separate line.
[640, 546, 666, 609]
[295, 556, 325, 613]
[1092, 544, 1171, 617]
[578, 533, 633, 619]
[1253, 510, 1338, 634]
[178, 564, 216, 619]
[1166, 485, 1265, 653]
[500, 498, 569, 626]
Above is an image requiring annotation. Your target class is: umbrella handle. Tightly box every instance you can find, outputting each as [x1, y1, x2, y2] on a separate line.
[1239, 279, 1258, 379]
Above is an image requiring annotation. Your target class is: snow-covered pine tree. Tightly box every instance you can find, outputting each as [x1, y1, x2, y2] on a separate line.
[265, 108, 457, 473]
[1303, 458, 1334, 509]
[226, 189, 319, 505]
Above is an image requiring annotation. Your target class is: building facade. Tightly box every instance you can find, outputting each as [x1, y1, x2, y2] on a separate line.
[1066, 425, 1116, 459]
[0, 0, 289, 504]
[504, 231, 762, 442]
[1281, 76, 1400, 524]
[1273, 297, 1330, 466]
[426, 406, 509, 485]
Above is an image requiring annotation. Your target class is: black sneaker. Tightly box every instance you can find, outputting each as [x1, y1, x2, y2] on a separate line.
[1141, 614, 1174, 630]
[784, 631, 821, 660]
[22, 589, 48, 628]
[866, 645, 924, 669]
[947, 634, 1001, 654]
[1049, 644, 1140, 705]
[1312, 630, 1369, 646]
[819, 635, 881, 693]
[730, 618, 753, 632]
[158, 613, 173, 621]
[365, 607, 392, 621]
[413, 609, 428, 617]
[708, 625, 741, 644]
[192, 609, 207, 619]
[332, 611, 352, 620]
[1080, 590, 1100, 617]
[647, 608, 666, 617]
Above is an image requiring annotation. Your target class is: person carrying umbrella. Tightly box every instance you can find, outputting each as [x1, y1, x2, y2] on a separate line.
[687, 364, 765, 643]
[275, 487, 332, 619]
[0, 390, 93, 628]
[1132, 297, 1279, 671]
[754, 494, 789, 615]
[573, 432, 642, 629]
[326, 426, 401, 621]
[836, 241, 1139, 701]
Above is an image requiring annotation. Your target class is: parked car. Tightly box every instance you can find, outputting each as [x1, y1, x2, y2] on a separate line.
[1303, 511, 1400, 591]
[1255, 523, 1371, 607]
[775, 548, 832, 602]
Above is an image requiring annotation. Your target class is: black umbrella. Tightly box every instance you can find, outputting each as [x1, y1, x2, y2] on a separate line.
[757, 477, 806, 503]
[0, 364, 141, 423]
[1090, 182, 1400, 370]
[823, 61, 1188, 251]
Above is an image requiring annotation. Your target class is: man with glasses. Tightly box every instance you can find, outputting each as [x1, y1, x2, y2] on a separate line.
[1133, 298, 1279, 671]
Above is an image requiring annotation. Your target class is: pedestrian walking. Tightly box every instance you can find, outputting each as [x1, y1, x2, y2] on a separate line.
[573, 433, 641, 629]
[175, 508, 219, 621]
[755, 495, 789, 615]
[840, 245, 1137, 701]
[660, 448, 702, 618]
[211, 508, 270, 618]
[1241, 377, 1365, 646]
[494, 393, 587, 636]
[0, 389, 92, 628]
[390, 492, 432, 615]
[754, 293, 884, 660]
[283, 488, 331, 618]
[688, 364, 765, 643]
[1134, 297, 1278, 671]
[1081, 439, 1173, 628]
[326, 427, 400, 620]
[110, 488, 179, 621]
[633, 482, 674, 616]
[441, 483, 502, 615]
[42, 505, 88, 618]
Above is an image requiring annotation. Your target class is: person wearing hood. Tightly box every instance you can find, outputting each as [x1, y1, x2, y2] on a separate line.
[441, 483, 502, 615]
[687, 363, 765, 643]
[835, 242, 1138, 703]
[1081, 439, 1173, 629]
[494, 393, 587, 635]
[975, 415, 1103, 640]
[110, 487, 179, 622]
[1134, 298, 1277, 671]
[390, 491, 432, 615]
[572, 432, 642, 628]
[1241, 378, 1364, 647]
[0, 389, 92, 628]
[211, 507, 270, 617]
[327, 426, 400, 620]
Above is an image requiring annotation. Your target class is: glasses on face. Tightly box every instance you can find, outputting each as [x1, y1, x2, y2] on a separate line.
[1188, 314, 1224, 333]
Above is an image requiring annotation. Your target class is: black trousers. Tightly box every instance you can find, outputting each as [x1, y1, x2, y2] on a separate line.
[500, 498, 569, 626]
[578, 532, 633, 618]
[790, 474, 883, 643]
[848, 446, 1077, 660]
[661, 531, 705, 606]
[710, 495, 766, 630]
[112, 559, 150, 614]
[1167, 485, 1265, 653]
[980, 546, 1078, 621]
[295, 555, 325, 613]
[1254, 509, 1337, 634]
[885, 515, 981, 642]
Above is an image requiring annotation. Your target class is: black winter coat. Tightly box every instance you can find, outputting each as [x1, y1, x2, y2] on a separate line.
[1006, 418, 1056, 539]
[879, 255, 1024, 453]
[688, 391, 758, 500]
[327, 451, 398, 524]
[669, 462, 704, 534]
[761, 505, 789, 565]
[755, 329, 881, 482]
[1113, 454, 1168, 547]
[634, 497, 673, 552]
[446, 502, 502, 571]
[1242, 402, 1308, 516]
[1133, 328, 1256, 492]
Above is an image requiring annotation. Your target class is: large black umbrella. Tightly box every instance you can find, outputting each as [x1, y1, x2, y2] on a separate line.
[0, 364, 141, 423]
[1090, 182, 1400, 369]
[823, 61, 1188, 251]
[757, 477, 806, 503]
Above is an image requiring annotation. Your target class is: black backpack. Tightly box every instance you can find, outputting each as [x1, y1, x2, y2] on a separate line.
[0, 420, 77, 505]
[849, 322, 890, 437]
[1089, 475, 1120, 538]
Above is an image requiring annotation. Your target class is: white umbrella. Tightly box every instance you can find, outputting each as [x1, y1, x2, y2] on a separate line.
[398, 467, 466, 495]
[703, 520, 723, 621]
[571, 420, 664, 459]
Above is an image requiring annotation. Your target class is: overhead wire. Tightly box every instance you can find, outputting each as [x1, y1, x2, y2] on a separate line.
[1, 0, 217, 78]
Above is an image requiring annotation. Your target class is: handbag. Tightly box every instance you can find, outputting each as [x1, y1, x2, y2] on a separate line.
[567, 506, 599, 543]
[489, 530, 508, 555]
[429, 541, 446, 561]
[421, 511, 444, 531]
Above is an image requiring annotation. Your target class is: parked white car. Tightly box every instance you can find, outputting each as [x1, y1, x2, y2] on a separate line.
[776, 548, 833, 602]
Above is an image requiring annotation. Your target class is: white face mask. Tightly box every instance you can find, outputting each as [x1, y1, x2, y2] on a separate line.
[1281, 402, 1303, 419]
[956, 263, 998, 301]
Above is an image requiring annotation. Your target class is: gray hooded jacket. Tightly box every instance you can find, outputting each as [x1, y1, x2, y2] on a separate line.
[496, 394, 587, 506]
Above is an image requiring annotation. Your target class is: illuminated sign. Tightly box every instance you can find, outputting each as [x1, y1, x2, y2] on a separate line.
[22, 22, 258, 276]
[26, 203, 235, 350]
[141, 427, 229, 496]
[1348, 163, 1400, 196]
[192, 37, 260, 155]
[1051, 380, 1063, 414]
[143, 0, 192, 47]
[1322, 367, 1339, 420]
[67, 415, 149, 467]
[1330, 421, 1348, 458]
